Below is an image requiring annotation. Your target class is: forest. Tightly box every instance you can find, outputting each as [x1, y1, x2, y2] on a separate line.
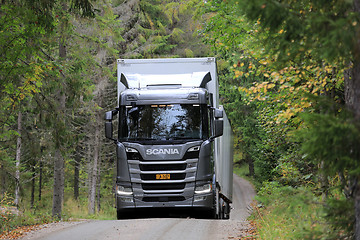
[1, 0, 360, 239]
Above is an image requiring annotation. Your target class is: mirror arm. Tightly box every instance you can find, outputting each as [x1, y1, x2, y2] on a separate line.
[112, 108, 119, 116]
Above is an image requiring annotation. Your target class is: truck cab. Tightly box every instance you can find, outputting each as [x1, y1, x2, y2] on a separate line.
[105, 58, 232, 219]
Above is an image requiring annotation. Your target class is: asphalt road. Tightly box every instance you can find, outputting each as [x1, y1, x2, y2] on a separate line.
[21, 174, 255, 240]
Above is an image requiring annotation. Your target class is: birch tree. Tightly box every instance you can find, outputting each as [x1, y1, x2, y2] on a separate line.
[14, 112, 21, 207]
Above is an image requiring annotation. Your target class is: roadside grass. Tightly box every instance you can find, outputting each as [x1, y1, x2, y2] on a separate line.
[252, 182, 333, 239]
[0, 192, 53, 238]
[0, 187, 116, 238]
[233, 163, 250, 179]
[233, 160, 335, 239]
[63, 197, 115, 220]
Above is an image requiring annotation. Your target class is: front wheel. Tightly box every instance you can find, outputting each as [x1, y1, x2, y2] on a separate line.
[214, 186, 222, 219]
[116, 209, 132, 220]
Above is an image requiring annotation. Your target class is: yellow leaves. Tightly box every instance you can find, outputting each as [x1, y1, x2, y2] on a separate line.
[259, 60, 268, 65]
[7, 62, 46, 110]
[268, 83, 275, 89]
[302, 102, 311, 108]
[34, 65, 43, 75]
[234, 70, 244, 78]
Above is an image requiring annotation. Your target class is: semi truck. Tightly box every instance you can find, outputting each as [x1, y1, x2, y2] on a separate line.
[105, 57, 233, 219]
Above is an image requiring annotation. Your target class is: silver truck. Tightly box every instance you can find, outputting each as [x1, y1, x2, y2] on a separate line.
[105, 57, 233, 219]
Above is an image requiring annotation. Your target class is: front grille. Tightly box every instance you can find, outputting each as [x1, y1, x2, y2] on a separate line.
[142, 196, 185, 202]
[140, 173, 186, 181]
[126, 145, 200, 203]
[142, 183, 185, 191]
[140, 163, 186, 171]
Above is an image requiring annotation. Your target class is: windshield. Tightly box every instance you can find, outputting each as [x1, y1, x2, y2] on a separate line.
[119, 104, 208, 142]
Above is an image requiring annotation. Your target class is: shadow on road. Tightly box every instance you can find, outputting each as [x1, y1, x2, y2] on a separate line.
[116, 208, 215, 220]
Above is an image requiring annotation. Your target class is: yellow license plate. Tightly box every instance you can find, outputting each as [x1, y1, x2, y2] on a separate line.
[156, 174, 170, 180]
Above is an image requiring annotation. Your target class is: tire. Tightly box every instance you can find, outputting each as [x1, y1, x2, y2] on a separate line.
[117, 209, 122, 220]
[223, 202, 230, 220]
[214, 187, 222, 219]
[219, 198, 225, 219]
[117, 209, 131, 220]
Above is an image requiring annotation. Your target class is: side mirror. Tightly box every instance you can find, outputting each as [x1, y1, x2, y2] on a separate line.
[105, 111, 113, 121]
[211, 108, 223, 139]
[213, 119, 223, 138]
[105, 110, 116, 140]
[105, 121, 113, 139]
[214, 109, 223, 118]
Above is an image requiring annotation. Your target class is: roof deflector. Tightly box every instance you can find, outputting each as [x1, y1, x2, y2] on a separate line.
[199, 72, 211, 88]
[120, 73, 129, 89]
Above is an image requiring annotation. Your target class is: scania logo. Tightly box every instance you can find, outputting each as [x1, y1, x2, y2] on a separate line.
[146, 148, 180, 155]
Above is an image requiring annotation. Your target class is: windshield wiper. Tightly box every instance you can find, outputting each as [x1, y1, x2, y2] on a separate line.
[168, 137, 200, 140]
[127, 137, 157, 141]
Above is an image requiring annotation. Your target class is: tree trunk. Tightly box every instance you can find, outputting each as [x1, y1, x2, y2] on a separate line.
[247, 155, 255, 177]
[39, 159, 42, 201]
[52, 2, 67, 219]
[14, 112, 21, 207]
[52, 149, 65, 219]
[88, 119, 101, 215]
[345, 1, 360, 235]
[97, 167, 101, 213]
[30, 161, 35, 209]
[320, 161, 329, 201]
[0, 165, 5, 200]
[74, 147, 80, 200]
[39, 146, 44, 202]
[347, 61, 360, 239]
[345, 63, 360, 240]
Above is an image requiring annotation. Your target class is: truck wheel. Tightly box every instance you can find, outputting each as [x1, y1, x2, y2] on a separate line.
[215, 187, 222, 219]
[117, 210, 122, 220]
[223, 202, 230, 220]
[117, 210, 130, 220]
[219, 198, 225, 219]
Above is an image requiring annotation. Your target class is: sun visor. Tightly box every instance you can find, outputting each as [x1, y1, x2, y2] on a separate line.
[119, 71, 212, 89]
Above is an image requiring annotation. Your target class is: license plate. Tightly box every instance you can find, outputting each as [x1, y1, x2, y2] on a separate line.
[156, 174, 170, 180]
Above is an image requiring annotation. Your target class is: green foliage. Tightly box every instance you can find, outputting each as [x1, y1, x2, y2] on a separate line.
[297, 109, 360, 175]
[0, 192, 53, 234]
[255, 183, 330, 239]
[325, 198, 355, 239]
[121, 0, 208, 58]
[199, 0, 360, 238]
[231, 0, 357, 65]
[139, 0, 169, 27]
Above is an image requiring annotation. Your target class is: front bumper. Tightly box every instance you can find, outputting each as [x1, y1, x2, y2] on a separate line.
[116, 191, 214, 210]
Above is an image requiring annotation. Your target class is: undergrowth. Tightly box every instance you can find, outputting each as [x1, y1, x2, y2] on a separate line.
[252, 181, 353, 239]
[234, 161, 353, 239]
[0, 188, 116, 237]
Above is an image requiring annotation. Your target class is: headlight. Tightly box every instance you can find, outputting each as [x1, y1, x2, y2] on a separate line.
[187, 146, 200, 152]
[126, 147, 138, 153]
[116, 185, 133, 196]
[195, 183, 212, 194]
